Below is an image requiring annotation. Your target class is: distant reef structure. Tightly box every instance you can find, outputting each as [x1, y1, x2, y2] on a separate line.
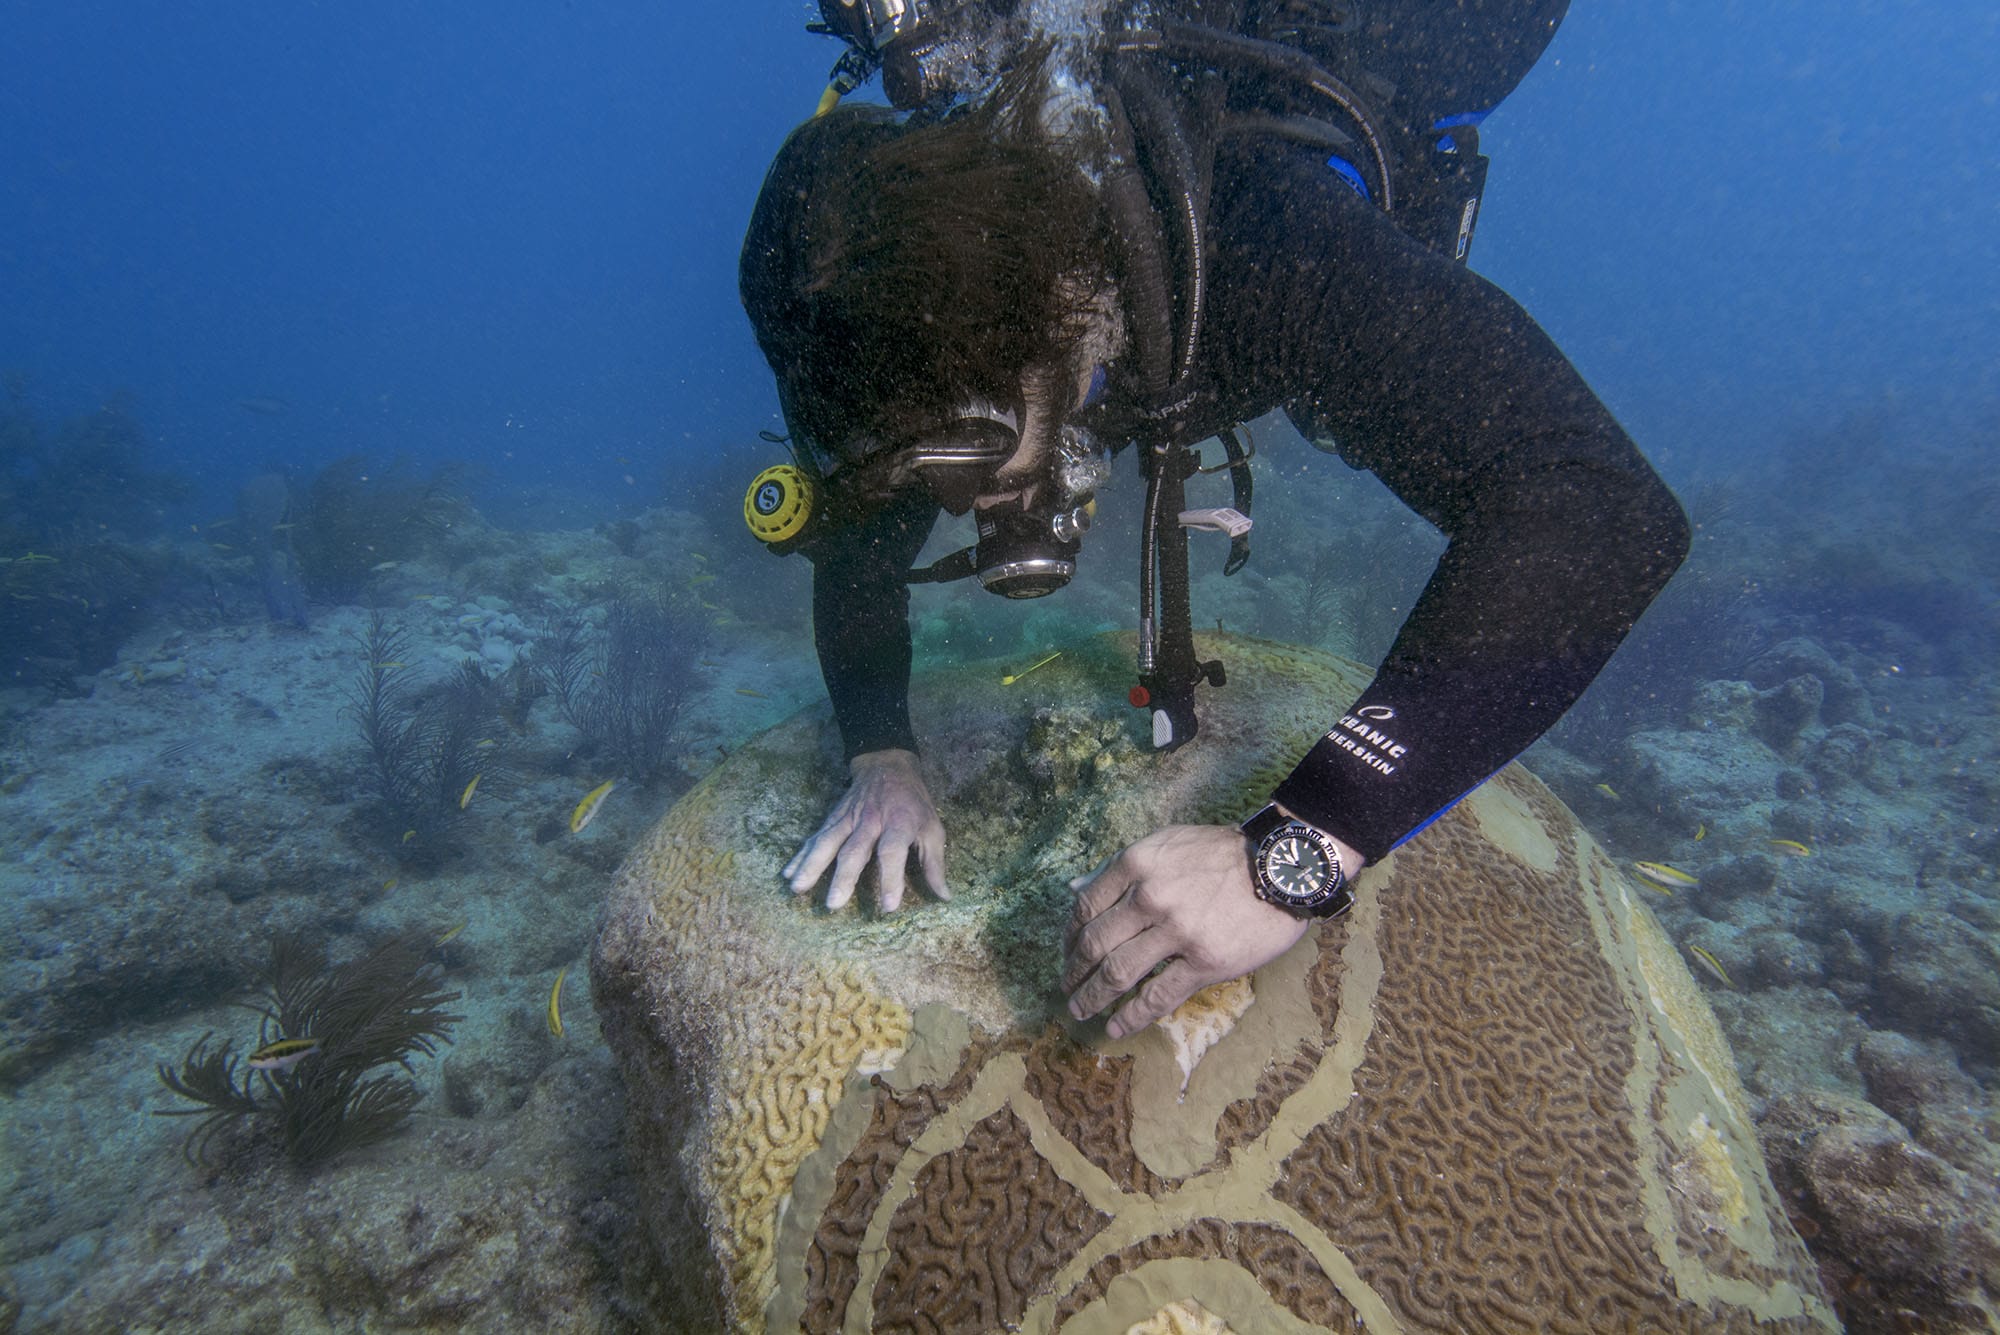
[593, 632, 1836, 1333]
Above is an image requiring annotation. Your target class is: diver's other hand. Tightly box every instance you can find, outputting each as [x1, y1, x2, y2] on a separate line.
[784, 748, 949, 913]
[1061, 825, 1310, 1040]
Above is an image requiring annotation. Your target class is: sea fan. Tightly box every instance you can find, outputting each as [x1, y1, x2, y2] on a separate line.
[155, 928, 462, 1167]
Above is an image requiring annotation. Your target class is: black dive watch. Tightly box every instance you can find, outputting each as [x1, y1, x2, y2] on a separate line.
[1240, 804, 1353, 920]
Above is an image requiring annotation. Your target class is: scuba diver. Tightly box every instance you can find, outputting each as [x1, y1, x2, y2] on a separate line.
[738, 0, 1690, 1040]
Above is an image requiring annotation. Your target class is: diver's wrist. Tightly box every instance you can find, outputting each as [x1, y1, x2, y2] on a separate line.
[850, 747, 921, 773]
[1271, 802, 1367, 876]
[1241, 804, 1360, 920]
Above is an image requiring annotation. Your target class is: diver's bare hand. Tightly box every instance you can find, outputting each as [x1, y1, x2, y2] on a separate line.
[785, 749, 949, 913]
[1061, 824, 1313, 1039]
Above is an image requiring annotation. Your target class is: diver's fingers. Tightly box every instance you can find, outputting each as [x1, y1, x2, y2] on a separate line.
[824, 821, 880, 911]
[1065, 927, 1172, 1024]
[1063, 852, 1133, 953]
[917, 826, 950, 902]
[875, 825, 912, 914]
[1105, 957, 1207, 1040]
[1060, 897, 1149, 995]
[786, 804, 857, 891]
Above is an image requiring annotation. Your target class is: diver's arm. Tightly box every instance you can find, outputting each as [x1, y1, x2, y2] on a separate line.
[1216, 140, 1690, 861]
[790, 489, 949, 911]
[809, 488, 939, 759]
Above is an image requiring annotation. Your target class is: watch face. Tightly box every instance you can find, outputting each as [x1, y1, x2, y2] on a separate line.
[1265, 833, 1332, 900]
[1254, 820, 1348, 915]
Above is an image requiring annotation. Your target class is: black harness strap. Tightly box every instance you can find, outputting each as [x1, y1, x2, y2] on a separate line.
[1216, 424, 1254, 575]
[1138, 441, 1226, 751]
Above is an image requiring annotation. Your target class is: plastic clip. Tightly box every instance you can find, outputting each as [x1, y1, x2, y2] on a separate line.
[1178, 507, 1252, 539]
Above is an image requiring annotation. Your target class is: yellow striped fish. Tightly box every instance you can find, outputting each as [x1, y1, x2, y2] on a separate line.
[547, 968, 567, 1038]
[1687, 944, 1734, 988]
[247, 1037, 320, 1072]
[570, 780, 616, 833]
[1631, 861, 1699, 894]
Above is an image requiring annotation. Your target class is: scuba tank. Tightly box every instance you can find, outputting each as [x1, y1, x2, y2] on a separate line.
[1235, 0, 1572, 262]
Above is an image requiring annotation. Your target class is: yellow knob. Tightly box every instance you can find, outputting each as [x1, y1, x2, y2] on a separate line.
[744, 464, 814, 544]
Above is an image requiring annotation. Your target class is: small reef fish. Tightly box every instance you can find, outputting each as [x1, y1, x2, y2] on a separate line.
[571, 780, 616, 833]
[382, 878, 398, 891]
[370, 560, 399, 572]
[686, 572, 716, 587]
[476, 738, 497, 749]
[1686, 944, 1735, 988]
[1001, 651, 1063, 686]
[734, 687, 768, 699]
[435, 921, 467, 946]
[547, 969, 567, 1038]
[247, 1037, 320, 1072]
[1594, 782, 1619, 800]
[459, 775, 482, 809]
[1631, 861, 1698, 894]
[372, 661, 407, 669]
[1768, 838, 1812, 858]
[1694, 823, 1706, 841]
[402, 829, 417, 844]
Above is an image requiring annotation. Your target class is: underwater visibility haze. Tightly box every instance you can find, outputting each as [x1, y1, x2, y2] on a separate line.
[1, 1, 1996, 1331]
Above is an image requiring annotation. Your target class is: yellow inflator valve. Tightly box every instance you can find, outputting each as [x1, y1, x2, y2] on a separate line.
[744, 464, 815, 548]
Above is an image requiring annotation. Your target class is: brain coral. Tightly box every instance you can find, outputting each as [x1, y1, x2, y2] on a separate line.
[590, 632, 1837, 1333]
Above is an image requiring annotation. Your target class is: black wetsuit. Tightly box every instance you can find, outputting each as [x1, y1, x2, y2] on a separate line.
[808, 133, 1690, 864]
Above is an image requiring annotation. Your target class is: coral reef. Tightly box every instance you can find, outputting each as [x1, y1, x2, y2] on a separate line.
[0, 506, 823, 1330]
[0, 395, 188, 541]
[1760, 1089, 2000, 1332]
[593, 632, 1836, 1332]
[0, 541, 162, 689]
[0, 395, 187, 689]
[25, 1056, 664, 1331]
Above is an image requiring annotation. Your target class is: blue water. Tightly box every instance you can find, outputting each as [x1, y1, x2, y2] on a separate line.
[2, 4, 824, 518]
[5, 1, 1993, 513]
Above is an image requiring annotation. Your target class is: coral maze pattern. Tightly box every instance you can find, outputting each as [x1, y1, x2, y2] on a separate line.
[791, 772, 1831, 1333]
[872, 1106, 1108, 1329]
[599, 782, 916, 1324]
[1270, 780, 1668, 1330]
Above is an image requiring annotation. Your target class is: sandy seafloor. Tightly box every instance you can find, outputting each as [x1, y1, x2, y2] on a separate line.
[1, 449, 1996, 1331]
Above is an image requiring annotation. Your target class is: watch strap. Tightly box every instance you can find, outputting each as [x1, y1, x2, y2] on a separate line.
[1239, 803, 1290, 843]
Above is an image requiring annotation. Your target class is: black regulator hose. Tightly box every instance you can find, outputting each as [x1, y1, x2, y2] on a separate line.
[1096, 81, 1178, 404]
[1128, 21, 1397, 211]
